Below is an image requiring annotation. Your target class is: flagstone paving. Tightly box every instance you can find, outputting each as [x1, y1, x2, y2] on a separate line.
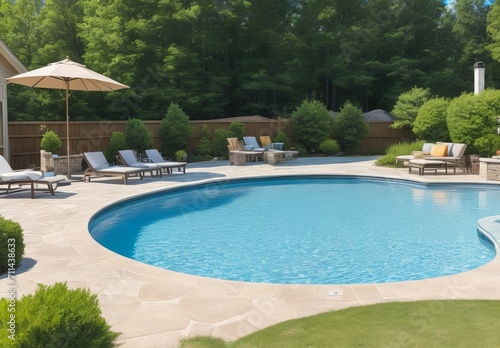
[1, 157, 499, 347]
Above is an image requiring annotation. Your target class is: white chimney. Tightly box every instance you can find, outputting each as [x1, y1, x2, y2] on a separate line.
[474, 61, 485, 95]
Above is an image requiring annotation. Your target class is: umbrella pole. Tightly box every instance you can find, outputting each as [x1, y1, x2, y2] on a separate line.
[66, 81, 71, 179]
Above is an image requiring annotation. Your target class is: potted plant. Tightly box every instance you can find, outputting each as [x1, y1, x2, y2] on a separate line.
[40, 130, 62, 156]
[175, 150, 188, 162]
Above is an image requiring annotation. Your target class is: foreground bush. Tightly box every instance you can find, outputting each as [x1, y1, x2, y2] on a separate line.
[0, 282, 118, 347]
[0, 216, 24, 273]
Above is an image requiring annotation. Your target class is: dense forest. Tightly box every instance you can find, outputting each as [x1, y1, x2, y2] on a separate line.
[2, 0, 500, 121]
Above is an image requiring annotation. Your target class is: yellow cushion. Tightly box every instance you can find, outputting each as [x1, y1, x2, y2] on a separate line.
[260, 136, 271, 147]
[430, 144, 448, 157]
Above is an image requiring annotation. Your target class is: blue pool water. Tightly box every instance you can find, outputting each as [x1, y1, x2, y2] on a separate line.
[89, 177, 498, 285]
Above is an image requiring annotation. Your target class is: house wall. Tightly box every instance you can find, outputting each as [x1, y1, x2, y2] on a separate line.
[0, 40, 28, 161]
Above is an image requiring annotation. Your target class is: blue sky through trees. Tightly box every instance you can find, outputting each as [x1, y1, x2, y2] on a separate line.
[443, 0, 495, 4]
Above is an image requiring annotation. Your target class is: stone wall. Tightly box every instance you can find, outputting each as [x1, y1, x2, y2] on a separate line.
[40, 150, 54, 173]
[479, 159, 500, 181]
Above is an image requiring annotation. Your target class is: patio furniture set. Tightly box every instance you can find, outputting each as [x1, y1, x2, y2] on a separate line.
[82, 149, 187, 185]
[0, 149, 187, 198]
[228, 136, 299, 165]
[396, 142, 478, 176]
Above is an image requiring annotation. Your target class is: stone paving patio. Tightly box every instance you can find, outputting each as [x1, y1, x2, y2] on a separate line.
[1, 157, 499, 347]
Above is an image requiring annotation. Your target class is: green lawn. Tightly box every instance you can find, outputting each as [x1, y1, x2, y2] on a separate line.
[180, 300, 500, 348]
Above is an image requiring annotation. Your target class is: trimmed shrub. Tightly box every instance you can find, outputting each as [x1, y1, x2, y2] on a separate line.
[319, 139, 340, 155]
[228, 122, 245, 140]
[291, 99, 332, 152]
[473, 133, 500, 157]
[332, 102, 369, 155]
[103, 131, 127, 164]
[175, 150, 188, 161]
[212, 128, 229, 158]
[391, 87, 431, 129]
[273, 131, 289, 150]
[413, 97, 450, 142]
[40, 130, 62, 153]
[196, 127, 212, 157]
[0, 282, 118, 347]
[0, 216, 24, 273]
[447, 89, 500, 153]
[124, 118, 153, 154]
[295, 145, 308, 156]
[159, 103, 193, 158]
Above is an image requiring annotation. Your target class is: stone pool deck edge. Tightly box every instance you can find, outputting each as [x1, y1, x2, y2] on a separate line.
[1, 157, 499, 348]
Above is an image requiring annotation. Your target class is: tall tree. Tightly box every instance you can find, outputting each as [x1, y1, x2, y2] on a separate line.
[487, 0, 500, 61]
[354, 0, 447, 111]
[292, 0, 365, 111]
[0, 0, 44, 68]
[235, 0, 296, 116]
[448, 0, 495, 92]
[35, 0, 85, 65]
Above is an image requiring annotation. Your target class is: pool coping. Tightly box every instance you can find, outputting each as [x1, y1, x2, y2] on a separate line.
[1, 157, 500, 347]
[478, 216, 500, 250]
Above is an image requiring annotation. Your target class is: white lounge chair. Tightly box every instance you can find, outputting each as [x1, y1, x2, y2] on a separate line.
[83, 151, 153, 185]
[118, 150, 162, 178]
[144, 149, 187, 174]
[0, 155, 65, 198]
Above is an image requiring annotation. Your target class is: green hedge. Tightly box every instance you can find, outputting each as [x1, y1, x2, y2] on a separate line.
[0, 216, 24, 274]
[0, 282, 118, 347]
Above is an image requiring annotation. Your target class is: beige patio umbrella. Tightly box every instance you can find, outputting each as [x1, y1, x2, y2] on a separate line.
[6, 58, 129, 178]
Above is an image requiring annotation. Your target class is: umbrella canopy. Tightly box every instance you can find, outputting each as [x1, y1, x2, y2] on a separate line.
[6, 58, 129, 178]
[6, 58, 128, 91]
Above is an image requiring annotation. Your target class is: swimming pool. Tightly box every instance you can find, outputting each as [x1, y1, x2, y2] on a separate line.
[89, 176, 498, 285]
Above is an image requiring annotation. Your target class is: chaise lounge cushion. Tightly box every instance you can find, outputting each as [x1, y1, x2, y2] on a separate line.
[440, 142, 454, 156]
[430, 144, 448, 157]
[422, 142, 435, 153]
[449, 143, 466, 157]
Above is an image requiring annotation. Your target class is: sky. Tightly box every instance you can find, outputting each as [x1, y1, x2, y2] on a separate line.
[443, 0, 495, 5]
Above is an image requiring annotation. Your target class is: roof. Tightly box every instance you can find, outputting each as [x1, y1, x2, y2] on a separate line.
[0, 39, 27, 82]
[191, 115, 277, 123]
[362, 109, 395, 122]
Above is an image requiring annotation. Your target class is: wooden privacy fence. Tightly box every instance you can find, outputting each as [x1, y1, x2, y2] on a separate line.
[8, 118, 414, 170]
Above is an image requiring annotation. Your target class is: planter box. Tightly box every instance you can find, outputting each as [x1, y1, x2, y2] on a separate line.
[41, 150, 83, 176]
